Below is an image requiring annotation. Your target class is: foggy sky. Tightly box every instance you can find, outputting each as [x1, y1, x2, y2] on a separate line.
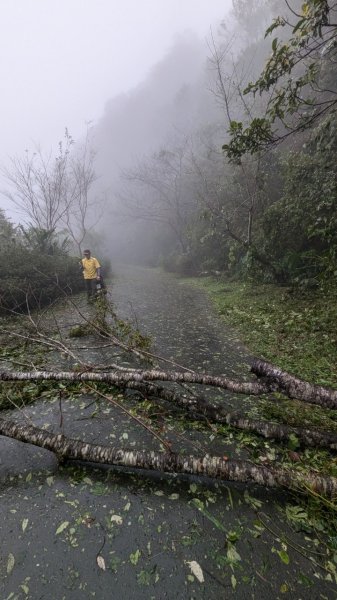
[0, 0, 230, 174]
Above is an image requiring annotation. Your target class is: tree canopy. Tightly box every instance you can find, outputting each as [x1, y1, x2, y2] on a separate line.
[223, 0, 337, 159]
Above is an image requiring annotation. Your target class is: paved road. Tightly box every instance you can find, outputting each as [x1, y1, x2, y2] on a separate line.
[0, 265, 334, 599]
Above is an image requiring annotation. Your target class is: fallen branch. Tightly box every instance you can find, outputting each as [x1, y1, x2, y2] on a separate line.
[251, 359, 337, 410]
[61, 291, 196, 373]
[0, 417, 336, 498]
[88, 385, 172, 453]
[124, 381, 337, 451]
[0, 368, 268, 396]
[2, 369, 337, 451]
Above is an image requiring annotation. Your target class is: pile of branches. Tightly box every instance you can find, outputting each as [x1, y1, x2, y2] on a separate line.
[0, 295, 337, 499]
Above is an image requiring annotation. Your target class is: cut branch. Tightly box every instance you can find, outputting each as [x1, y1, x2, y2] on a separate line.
[0, 417, 336, 498]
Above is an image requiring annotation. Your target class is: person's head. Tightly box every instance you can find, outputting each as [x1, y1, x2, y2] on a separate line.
[83, 249, 91, 258]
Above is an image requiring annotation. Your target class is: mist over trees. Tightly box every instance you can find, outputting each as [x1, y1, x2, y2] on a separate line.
[1, 1, 336, 289]
[80, 0, 335, 289]
[0, 129, 105, 312]
[91, 31, 223, 263]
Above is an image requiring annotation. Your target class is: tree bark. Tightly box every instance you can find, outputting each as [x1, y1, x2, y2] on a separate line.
[0, 417, 336, 498]
[251, 359, 337, 410]
[0, 368, 269, 396]
[125, 381, 337, 450]
[2, 370, 337, 450]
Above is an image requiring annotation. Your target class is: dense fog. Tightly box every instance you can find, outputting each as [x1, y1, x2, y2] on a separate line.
[92, 31, 225, 262]
[2, 0, 334, 286]
[0, 0, 230, 255]
[87, 3, 271, 264]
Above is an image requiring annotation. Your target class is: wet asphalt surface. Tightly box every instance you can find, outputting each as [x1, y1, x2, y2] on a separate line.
[0, 265, 336, 599]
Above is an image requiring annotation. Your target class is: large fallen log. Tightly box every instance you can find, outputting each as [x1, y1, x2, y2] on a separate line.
[126, 381, 337, 451]
[0, 417, 336, 498]
[251, 359, 337, 409]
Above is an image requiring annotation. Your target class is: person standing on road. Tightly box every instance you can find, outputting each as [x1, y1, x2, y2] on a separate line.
[80, 249, 101, 300]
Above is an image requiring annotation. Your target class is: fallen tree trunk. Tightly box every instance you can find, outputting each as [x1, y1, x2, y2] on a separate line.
[126, 381, 337, 451]
[0, 417, 336, 498]
[0, 368, 269, 396]
[6, 364, 337, 410]
[251, 359, 337, 410]
[2, 369, 337, 451]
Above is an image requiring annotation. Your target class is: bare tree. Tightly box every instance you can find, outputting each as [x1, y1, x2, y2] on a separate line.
[61, 128, 103, 256]
[1, 131, 76, 231]
[1, 128, 104, 257]
[118, 138, 195, 253]
[194, 35, 283, 277]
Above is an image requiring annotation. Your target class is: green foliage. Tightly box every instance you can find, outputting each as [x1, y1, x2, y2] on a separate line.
[224, 0, 337, 159]
[186, 216, 232, 274]
[20, 226, 71, 256]
[260, 115, 337, 283]
[156, 5, 337, 286]
[0, 215, 82, 313]
[0, 380, 73, 411]
[69, 297, 151, 350]
[0, 209, 16, 247]
[222, 118, 273, 161]
[191, 277, 337, 388]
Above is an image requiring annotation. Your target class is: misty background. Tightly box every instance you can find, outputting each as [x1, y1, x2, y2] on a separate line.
[3, 0, 326, 282]
[0, 0, 236, 264]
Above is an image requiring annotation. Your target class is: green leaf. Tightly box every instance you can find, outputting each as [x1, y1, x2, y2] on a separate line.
[20, 584, 30, 594]
[288, 433, 300, 450]
[130, 549, 141, 565]
[56, 521, 69, 535]
[7, 553, 15, 574]
[191, 498, 226, 532]
[137, 569, 151, 586]
[227, 543, 242, 564]
[22, 518, 29, 533]
[277, 550, 290, 565]
[293, 17, 306, 33]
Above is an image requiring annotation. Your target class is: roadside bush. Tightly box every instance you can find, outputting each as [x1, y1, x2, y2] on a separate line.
[0, 218, 84, 313]
[260, 116, 337, 285]
[0, 250, 83, 313]
[161, 252, 197, 275]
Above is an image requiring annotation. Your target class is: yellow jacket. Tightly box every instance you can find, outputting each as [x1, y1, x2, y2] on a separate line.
[81, 257, 100, 279]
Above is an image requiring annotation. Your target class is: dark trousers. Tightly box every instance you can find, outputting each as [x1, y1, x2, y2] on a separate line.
[85, 278, 96, 299]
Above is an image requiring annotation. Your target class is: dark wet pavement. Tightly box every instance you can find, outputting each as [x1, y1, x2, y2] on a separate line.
[0, 265, 335, 599]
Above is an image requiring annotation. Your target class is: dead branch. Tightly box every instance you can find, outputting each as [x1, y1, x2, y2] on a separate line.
[88, 385, 172, 452]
